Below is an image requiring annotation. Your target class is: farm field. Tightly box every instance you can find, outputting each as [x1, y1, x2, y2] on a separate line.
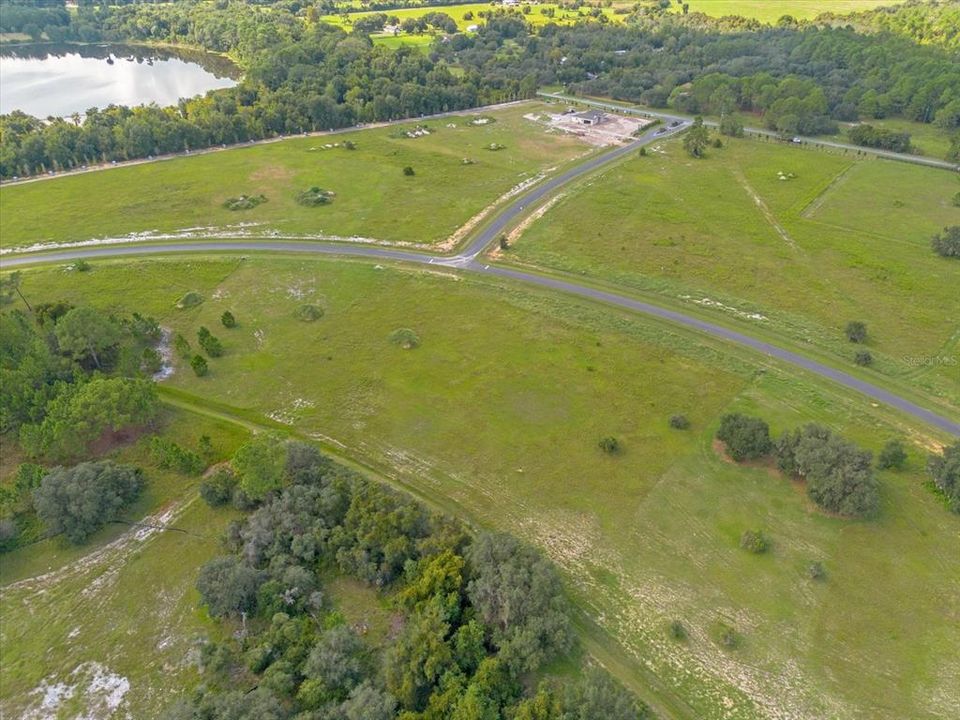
[0, 102, 589, 251]
[4, 256, 958, 719]
[673, 0, 902, 22]
[509, 135, 960, 403]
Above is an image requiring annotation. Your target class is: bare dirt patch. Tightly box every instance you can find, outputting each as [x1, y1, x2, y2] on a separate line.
[526, 111, 651, 147]
[248, 164, 295, 184]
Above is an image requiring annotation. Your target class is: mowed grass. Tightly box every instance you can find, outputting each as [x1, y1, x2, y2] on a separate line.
[674, 0, 901, 22]
[510, 135, 960, 403]
[7, 256, 959, 719]
[0, 102, 588, 250]
[0, 409, 249, 718]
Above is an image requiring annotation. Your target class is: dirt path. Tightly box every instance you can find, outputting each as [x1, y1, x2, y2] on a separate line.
[731, 167, 799, 251]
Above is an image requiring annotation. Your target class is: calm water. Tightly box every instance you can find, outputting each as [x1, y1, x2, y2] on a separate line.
[0, 43, 239, 118]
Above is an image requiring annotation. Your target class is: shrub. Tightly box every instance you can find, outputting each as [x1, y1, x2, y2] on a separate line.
[719, 115, 744, 137]
[716, 413, 772, 461]
[845, 320, 867, 343]
[669, 414, 690, 430]
[389, 328, 420, 349]
[176, 291, 203, 309]
[739, 529, 769, 554]
[296, 304, 324, 322]
[598, 436, 621, 454]
[141, 347, 163, 374]
[668, 620, 687, 641]
[196, 555, 262, 617]
[854, 350, 873, 366]
[150, 436, 204, 475]
[927, 440, 960, 513]
[198, 327, 224, 357]
[952, 192, 960, 208]
[74, 259, 92, 272]
[776, 424, 879, 517]
[220, 311, 237, 328]
[877, 439, 907, 470]
[931, 225, 960, 258]
[223, 194, 267, 210]
[343, 140, 356, 150]
[191, 354, 208, 376]
[402, 166, 415, 176]
[200, 467, 238, 507]
[807, 561, 826, 580]
[174, 333, 191, 358]
[296, 187, 334, 206]
[716, 622, 740, 650]
[33, 461, 144, 543]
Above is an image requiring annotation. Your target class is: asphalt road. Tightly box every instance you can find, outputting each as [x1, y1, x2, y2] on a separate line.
[538, 92, 960, 172]
[5, 238, 958, 436]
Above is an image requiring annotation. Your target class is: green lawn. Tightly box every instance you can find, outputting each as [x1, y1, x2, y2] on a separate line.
[0, 102, 589, 250]
[673, 0, 902, 22]
[4, 256, 958, 719]
[509, 135, 960, 404]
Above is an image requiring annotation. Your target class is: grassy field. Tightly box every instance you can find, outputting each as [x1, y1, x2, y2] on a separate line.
[673, 0, 902, 22]
[322, 2, 623, 32]
[0, 102, 589, 250]
[0, 406, 250, 718]
[508, 134, 960, 403]
[4, 256, 958, 719]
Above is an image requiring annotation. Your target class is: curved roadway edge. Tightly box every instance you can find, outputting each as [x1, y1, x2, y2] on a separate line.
[538, 92, 960, 172]
[4, 240, 959, 436]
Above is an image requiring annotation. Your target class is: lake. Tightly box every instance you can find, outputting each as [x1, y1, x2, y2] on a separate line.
[0, 43, 239, 118]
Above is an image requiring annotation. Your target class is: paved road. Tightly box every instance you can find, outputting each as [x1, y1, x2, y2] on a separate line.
[539, 92, 960, 172]
[5, 239, 958, 436]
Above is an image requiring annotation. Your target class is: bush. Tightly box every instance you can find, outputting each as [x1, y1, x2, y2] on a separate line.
[220, 311, 237, 328]
[296, 304, 324, 322]
[296, 187, 334, 206]
[931, 225, 960, 258]
[845, 320, 867, 343]
[389, 328, 420, 349]
[807, 561, 826, 580]
[716, 413, 772, 461]
[854, 350, 873, 366]
[669, 414, 690, 430]
[927, 440, 960, 513]
[223, 194, 267, 210]
[176, 291, 203, 309]
[776, 424, 879, 517]
[668, 620, 687, 641]
[200, 467, 239, 507]
[739, 529, 769, 554]
[74, 259, 92, 272]
[198, 327, 224, 357]
[598, 436, 621, 454]
[150, 436, 204, 475]
[33, 461, 144, 543]
[174, 333, 191, 358]
[191, 354, 208, 377]
[716, 622, 740, 650]
[402, 166, 415, 176]
[141, 347, 163, 374]
[196, 555, 263, 617]
[877, 439, 907, 470]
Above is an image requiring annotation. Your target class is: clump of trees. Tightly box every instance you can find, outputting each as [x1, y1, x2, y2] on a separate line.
[716, 413, 772, 461]
[931, 226, 960, 258]
[847, 124, 911, 153]
[776, 424, 879, 518]
[197, 327, 224, 357]
[927, 440, 960, 513]
[33, 461, 144, 544]
[174, 440, 647, 719]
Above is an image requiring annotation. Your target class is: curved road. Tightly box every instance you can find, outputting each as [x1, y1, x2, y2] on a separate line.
[3, 123, 958, 437]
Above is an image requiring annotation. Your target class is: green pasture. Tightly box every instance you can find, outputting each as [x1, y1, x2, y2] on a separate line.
[510, 135, 960, 403]
[4, 256, 957, 719]
[673, 0, 902, 22]
[0, 102, 588, 250]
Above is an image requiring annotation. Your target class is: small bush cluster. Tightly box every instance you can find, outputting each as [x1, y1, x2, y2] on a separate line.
[220, 311, 237, 328]
[931, 225, 960, 258]
[928, 440, 960, 513]
[739, 529, 769, 554]
[198, 326, 224, 357]
[222, 194, 267, 210]
[669, 414, 690, 430]
[149, 436, 204, 475]
[296, 304, 324, 322]
[389, 327, 420, 349]
[295, 187, 334, 206]
[175, 291, 203, 309]
[598, 436, 621, 454]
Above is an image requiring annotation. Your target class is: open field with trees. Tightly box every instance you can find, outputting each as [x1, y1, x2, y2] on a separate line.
[509, 134, 960, 403]
[0, 103, 588, 249]
[3, 256, 957, 718]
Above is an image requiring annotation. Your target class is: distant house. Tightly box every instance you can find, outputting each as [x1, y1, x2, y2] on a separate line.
[571, 110, 608, 126]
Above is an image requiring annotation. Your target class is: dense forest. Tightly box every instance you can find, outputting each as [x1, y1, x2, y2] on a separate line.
[1, 0, 958, 177]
